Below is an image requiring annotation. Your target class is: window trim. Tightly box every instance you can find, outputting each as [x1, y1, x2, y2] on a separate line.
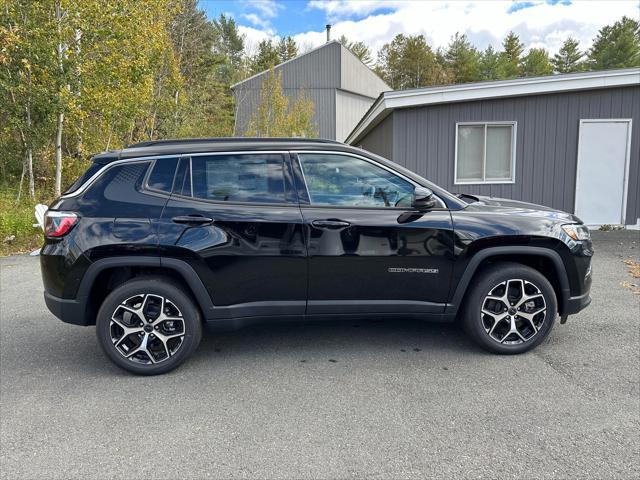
[293, 150, 446, 211]
[454, 121, 517, 185]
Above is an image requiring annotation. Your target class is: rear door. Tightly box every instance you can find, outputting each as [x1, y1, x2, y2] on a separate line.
[158, 151, 307, 319]
[292, 151, 454, 315]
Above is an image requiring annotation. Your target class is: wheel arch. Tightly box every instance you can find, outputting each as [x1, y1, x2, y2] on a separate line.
[446, 246, 571, 316]
[78, 257, 215, 325]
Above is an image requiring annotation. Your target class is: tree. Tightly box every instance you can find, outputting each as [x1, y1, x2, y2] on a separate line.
[496, 31, 524, 78]
[479, 45, 501, 80]
[444, 32, 481, 83]
[520, 48, 553, 77]
[212, 13, 244, 79]
[376, 34, 448, 89]
[552, 37, 584, 73]
[588, 16, 640, 70]
[250, 40, 279, 74]
[0, 0, 57, 199]
[277, 36, 297, 63]
[245, 67, 317, 137]
[337, 35, 374, 67]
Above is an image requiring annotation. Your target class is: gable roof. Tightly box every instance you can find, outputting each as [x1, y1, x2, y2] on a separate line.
[231, 40, 389, 98]
[346, 67, 640, 144]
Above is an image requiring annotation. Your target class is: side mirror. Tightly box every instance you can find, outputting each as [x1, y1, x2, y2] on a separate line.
[412, 186, 438, 210]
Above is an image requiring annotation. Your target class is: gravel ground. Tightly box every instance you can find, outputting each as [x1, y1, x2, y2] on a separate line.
[1, 231, 639, 479]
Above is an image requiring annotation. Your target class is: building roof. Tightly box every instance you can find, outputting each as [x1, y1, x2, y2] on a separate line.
[346, 67, 640, 144]
[231, 40, 389, 99]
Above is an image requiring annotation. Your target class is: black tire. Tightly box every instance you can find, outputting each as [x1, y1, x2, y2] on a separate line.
[461, 262, 557, 354]
[96, 276, 202, 375]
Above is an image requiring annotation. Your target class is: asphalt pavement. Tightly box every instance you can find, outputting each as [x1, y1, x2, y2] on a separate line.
[1, 231, 639, 479]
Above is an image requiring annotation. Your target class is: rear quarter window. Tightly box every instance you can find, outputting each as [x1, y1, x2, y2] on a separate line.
[147, 158, 179, 192]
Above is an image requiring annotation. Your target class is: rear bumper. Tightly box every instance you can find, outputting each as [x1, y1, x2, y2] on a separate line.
[44, 291, 89, 326]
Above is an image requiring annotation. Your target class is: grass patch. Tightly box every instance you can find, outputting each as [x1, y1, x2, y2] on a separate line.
[0, 188, 50, 256]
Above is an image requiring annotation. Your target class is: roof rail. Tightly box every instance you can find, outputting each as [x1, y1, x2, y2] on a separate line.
[127, 137, 342, 149]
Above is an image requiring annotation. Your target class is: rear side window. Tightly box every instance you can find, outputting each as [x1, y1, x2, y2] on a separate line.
[147, 157, 179, 192]
[63, 163, 103, 194]
[190, 154, 286, 204]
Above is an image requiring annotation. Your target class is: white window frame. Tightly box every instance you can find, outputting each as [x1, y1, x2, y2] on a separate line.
[454, 121, 517, 185]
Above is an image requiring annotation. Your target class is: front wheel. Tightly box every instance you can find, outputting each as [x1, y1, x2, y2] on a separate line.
[461, 263, 557, 354]
[96, 277, 202, 375]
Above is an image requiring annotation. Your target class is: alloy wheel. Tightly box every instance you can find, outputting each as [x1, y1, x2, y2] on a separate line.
[110, 294, 186, 364]
[480, 279, 547, 345]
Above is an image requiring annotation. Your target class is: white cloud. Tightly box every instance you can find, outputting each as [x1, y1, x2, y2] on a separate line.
[246, 0, 282, 19]
[238, 25, 277, 55]
[301, 0, 640, 56]
[242, 13, 271, 30]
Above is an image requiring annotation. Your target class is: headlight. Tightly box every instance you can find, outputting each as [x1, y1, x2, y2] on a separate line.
[561, 224, 590, 241]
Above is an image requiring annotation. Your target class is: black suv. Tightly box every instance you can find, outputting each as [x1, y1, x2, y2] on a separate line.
[41, 138, 592, 374]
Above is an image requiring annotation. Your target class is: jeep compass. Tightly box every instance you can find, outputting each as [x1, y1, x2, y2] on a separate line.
[41, 138, 593, 375]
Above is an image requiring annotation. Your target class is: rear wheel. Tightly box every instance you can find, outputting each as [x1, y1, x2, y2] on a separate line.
[462, 263, 557, 354]
[96, 277, 202, 375]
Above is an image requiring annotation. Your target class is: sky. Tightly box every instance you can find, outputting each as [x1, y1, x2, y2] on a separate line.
[198, 0, 639, 58]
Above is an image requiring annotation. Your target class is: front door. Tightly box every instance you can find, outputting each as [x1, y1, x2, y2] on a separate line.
[575, 119, 632, 225]
[293, 151, 454, 315]
[158, 152, 307, 319]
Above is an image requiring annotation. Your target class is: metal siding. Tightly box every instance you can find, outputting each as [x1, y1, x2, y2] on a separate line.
[627, 87, 640, 225]
[358, 113, 394, 161]
[335, 90, 376, 142]
[339, 44, 390, 98]
[356, 86, 640, 222]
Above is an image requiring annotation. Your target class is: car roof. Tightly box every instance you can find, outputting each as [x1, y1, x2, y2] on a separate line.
[91, 138, 359, 164]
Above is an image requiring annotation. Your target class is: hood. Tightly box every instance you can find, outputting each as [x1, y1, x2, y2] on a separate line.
[460, 194, 582, 224]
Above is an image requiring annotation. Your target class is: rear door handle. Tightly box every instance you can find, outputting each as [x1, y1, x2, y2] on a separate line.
[311, 219, 351, 229]
[172, 215, 213, 225]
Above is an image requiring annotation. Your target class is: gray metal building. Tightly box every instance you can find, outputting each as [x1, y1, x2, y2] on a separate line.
[231, 40, 389, 142]
[347, 69, 640, 227]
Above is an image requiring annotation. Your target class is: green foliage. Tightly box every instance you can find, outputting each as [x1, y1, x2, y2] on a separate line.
[250, 39, 280, 74]
[520, 48, 553, 77]
[479, 45, 501, 80]
[444, 33, 481, 83]
[376, 34, 449, 89]
[496, 31, 524, 78]
[552, 37, 584, 73]
[245, 68, 317, 138]
[277, 36, 298, 63]
[0, 188, 44, 256]
[588, 16, 640, 70]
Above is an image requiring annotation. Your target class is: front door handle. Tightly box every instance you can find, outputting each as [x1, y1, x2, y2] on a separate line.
[172, 215, 213, 225]
[311, 219, 351, 229]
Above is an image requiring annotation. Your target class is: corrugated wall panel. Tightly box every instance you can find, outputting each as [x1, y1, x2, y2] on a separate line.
[357, 86, 640, 223]
[357, 113, 394, 161]
[339, 44, 390, 98]
[335, 90, 376, 142]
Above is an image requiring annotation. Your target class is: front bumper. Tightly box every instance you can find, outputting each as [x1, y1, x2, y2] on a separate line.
[44, 291, 90, 326]
[565, 291, 592, 315]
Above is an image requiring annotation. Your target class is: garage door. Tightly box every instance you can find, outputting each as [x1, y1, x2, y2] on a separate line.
[574, 119, 632, 226]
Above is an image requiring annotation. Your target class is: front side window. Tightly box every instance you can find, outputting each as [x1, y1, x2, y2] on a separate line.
[191, 154, 286, 204]
[456, 123, 516, 183]
[298, 153, 415, 208]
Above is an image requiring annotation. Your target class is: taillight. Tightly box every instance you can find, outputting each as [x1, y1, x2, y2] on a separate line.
[44, 211, 78, 238]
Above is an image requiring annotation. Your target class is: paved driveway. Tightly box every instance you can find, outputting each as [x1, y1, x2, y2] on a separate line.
[1, 231, 639, 479]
